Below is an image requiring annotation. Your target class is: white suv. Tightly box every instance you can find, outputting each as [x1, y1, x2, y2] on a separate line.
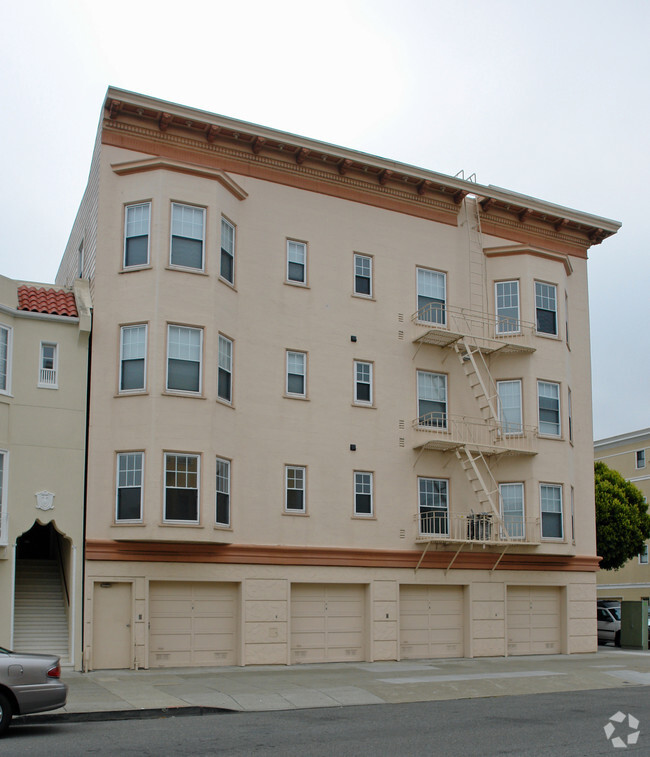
[597, 601, 621, 647]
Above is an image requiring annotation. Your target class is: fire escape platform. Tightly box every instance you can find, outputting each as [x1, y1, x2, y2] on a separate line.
[412, 324, 535, 354]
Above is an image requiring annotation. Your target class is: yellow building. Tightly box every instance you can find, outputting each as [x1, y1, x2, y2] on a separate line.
[595, 428, 650, 601]
[0, 275, 91, 669]
[56, 88, 620, 670]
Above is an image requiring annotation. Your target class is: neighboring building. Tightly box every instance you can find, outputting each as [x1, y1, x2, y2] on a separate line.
[56, 87, 620, 670]
[0, 274, 91, 669]
[595, 428, 650, 601]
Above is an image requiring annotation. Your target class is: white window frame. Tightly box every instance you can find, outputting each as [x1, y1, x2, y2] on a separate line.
[38, 342, 58, 389]
[285, 465, 306, 513]
[535, 281, 558, 336]
[418, 477, 449, 536]
[640, 544, 649, 565]
[170, 203, 205, 271]
[499, 482, 525, 540]
[120, 324, 147, 393]
[354, 471, 374, 517]
[287, 240, 307, 284]
[495, 280, 520, 334]
[167, 325, 203, 394]
[220, 218, 235, 284]
[567, 387, 573, 443]
[0, 450, 7, 546]
[0, 324, 12, 395]
[416, 267, 446, 325]
[215, 456, 231, 527]
[354, 360, 373, 406]
[286, 350, 306, 397]
[124, 202, 151, 268]
[537, 380, 561, 437]
[540, 483, 563, 540]
[417, 370, 447, 428]
[218, 334, 233, 404]
[354, 253, 373, 297]
[116, 452, 144, 523]
[164, 452, 200, 523]
[497, 379, 523, 435]
[636, 449, 646, 470]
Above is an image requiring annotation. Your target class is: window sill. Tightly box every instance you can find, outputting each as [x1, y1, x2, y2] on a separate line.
[282, 510, 309, 516]
[161, 521, 203, 528]
[216, 397, 235, 409]
[352, 514, 376, 520]
[165, 265, 208, 276]
[116, 390, 149, 398]
[120, 264, 152, 274]
[352, 402, 376, 409]
[162, 391, 206, 400]
[284, 280, 309, 289]
[534, 331, 560, 340]
[112, 521, 145, 527]
[284, 394, 309, 401]
[536, 433, 564, 441]
[351, 293, 375, 301]
[218, 276, 237, 291]
[214, 524, 233, 531]
[37, 384, 59, 390]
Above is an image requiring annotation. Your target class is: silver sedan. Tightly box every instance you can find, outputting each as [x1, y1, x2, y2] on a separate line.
[0, 646, 67, 736]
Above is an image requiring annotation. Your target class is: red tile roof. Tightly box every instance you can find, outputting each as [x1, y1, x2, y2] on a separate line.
[17, 286, 78, 317]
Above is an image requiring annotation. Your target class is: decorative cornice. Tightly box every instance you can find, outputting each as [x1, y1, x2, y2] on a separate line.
[484, 244, 574, 274]
[85, 539, 600, 572]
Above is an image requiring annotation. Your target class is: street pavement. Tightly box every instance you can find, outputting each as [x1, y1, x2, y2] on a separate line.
[17, 646, 650, 724]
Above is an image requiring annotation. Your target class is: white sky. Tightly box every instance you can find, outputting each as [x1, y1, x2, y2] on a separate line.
[1, 0, 648, 440]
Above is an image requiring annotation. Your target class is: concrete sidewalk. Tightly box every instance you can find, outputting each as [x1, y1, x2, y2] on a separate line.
[19, 647, 650, 724]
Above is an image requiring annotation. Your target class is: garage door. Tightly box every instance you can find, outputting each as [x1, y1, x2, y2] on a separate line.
[400, 585, 464, 659]
[149, 582, 237, 668]
[291, 584, 365, 664]
[507, 586, 561, 655]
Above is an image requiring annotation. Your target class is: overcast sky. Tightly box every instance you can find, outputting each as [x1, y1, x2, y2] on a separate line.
[1, 0, 647, 440]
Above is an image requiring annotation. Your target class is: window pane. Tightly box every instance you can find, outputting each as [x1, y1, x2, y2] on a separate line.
[417, 371, 447, 427]
[500, 482, 524, 538]
[117, 453, 142, 521]
[122, 359, 144, 391]
[287, 352, 305, 394]
[354, 255, 372, 295]
[418, 478, 448, 535]
[496, 281, 519, 333]
[541, 484, 563, 538]
[497, 380, 522, 434]
[355, 362, 372, 403]
[117, 488, 142, 520]
[216, 458, 230, 526]
[0, 327, 8, 391]
[287, 241, 306, 282]
[355, 472, 373, 515]
[171, 204, 204, 269]
[165, 488, 198, 521]
[168, 327, 201, 392]
[536, 282, 557, 335]
[165, 454, 199, 521]
[218, 336, 232, 402]
[286, 466, 305, 511]
[221, 219, 235, 283]
[538, 381, 560, 435]
[417, 269, 446, 324]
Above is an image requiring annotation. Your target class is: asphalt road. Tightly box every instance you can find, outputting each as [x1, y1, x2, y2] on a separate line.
[6, 686, 649, 756]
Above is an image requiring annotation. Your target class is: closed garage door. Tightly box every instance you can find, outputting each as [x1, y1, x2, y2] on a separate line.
[149, 582, 237, 668]
[507, 586, 561, 655]
[400, 585, 464, 659]
[291, 584, 365, 664]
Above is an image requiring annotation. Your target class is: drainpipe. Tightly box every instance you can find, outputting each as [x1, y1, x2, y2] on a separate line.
[80, 327, 92, 672]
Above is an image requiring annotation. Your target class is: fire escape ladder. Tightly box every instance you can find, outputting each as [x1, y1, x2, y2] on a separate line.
[455, 446, 500, 518]
[454, 337, 499, 424]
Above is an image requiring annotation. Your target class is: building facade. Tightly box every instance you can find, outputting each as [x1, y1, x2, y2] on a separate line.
[595, 428, 650, 601]
[0, 275, 91, 669]
[57, 88, 620, 670]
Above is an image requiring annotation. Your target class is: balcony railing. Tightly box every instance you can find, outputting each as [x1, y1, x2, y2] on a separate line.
[38, 368, 57, 387]
[412, 304, 536, 353]
[413, 412, 538, 455]
[416, 511, 541, 545]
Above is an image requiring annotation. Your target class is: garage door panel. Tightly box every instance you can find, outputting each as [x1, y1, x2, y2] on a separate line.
[149, 582, 237, 668]
[507, 586, 561, 656]
[400, 585, 464, 660]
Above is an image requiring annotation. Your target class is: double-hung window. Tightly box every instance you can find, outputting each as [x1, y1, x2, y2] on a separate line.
[38, 342, 58, 388]
[215, 457, 231, 527]
[354, 471, 373, 516]
[636, 450, 646, 469]
[416, 268, 446, 325]
[417, 370, 447, 428]
[164, 453, 199, 522]
[287, 240, 307, 284]
[499, 482, 525, 539]
[170, 203, 205, 270]
[167, 325, 202, 393]
[120, 325, 147, 392]
[286, 351, 306, 397]
[495, 280, 520, 334]
[354, 254, 373, 297]
[0, 325, 11, 394]
[116, 452, 143, 522]
[220, 218, 235, 284]
[218, 335, 233, 403]
[535, 282, 557, 335]
[497, 380, 522, 434]
[640, 544, 649, 564]
[540, 483, 563, 539]
[418, 477, 448, 535]
[538, 381, 561, 436]
[354, 361, 373, 405]
[124, 203, 150, 267]
[0, 450, 7, 546]
[285, 465, 306, 513]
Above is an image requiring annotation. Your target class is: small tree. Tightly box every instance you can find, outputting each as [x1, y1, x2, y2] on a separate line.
[595, 460, 650, 571]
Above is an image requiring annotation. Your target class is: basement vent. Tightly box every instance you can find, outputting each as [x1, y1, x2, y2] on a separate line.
[397, 313, 404, 322]
[400, 529, 406, 539]
[398, 331, 404, 340]
[399, 438, 405, 447]
[398, 420, 405, 429]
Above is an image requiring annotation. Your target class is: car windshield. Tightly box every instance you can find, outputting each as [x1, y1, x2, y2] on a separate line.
[608, 607, 621, 620]
[0, 646, 12, 654]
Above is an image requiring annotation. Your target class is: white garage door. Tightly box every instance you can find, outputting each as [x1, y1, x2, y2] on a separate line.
[291, 584, 365, 664]
[149, 582, 237, 668]
[400, 585, 464, 659]
[507, 586, 561, 655]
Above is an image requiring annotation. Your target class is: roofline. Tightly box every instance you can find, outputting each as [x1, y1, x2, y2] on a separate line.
[594, 428, 650, 450]
[105, 87, 622, 236]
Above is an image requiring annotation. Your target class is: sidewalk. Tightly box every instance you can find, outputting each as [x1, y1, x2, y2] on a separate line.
[19, 647, 650, 724]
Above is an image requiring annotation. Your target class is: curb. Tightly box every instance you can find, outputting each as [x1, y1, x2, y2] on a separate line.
[15, 705, 237, 726]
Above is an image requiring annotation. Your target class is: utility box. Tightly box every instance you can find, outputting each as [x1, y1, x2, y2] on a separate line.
[620, 600, 648, 650]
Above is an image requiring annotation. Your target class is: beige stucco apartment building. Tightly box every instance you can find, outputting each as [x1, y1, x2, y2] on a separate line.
[595, 428, 650, 601]
[56, 88, 620, 670]
[0, 275, 91, 669]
